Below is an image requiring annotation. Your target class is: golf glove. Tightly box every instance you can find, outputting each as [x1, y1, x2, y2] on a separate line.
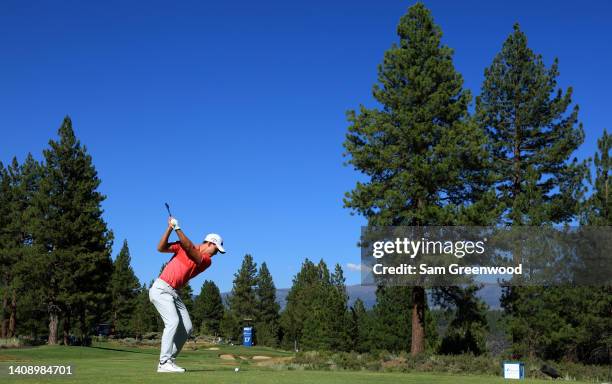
[170, 218, 180, 231]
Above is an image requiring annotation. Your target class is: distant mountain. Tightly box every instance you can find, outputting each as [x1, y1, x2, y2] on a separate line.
[473, 284, 503, 309]
[222, 284, 502, 310]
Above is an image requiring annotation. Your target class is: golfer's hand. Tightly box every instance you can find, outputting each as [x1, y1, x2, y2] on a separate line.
[168, 217, 180, 231]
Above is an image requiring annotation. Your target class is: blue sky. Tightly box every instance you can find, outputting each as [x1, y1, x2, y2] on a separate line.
[1, 0, 610, 293]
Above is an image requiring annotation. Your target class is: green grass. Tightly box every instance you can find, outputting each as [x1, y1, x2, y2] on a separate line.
[0, 342, 593, 384]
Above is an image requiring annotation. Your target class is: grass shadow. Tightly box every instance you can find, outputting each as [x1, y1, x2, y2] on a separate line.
[186, 368, 221, 372]
[89, 346, 152, 354]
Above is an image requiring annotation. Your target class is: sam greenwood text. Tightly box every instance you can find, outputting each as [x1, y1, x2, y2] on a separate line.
[372, 264, 523, 275]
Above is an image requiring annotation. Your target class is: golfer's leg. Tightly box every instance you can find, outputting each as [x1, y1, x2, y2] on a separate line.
[149, 286, 181, 363]
[171, 296, 193, 358]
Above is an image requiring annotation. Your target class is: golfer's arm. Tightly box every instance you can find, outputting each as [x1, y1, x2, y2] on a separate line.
[157, 226, 173, 253]
[175, 229, 202, 264]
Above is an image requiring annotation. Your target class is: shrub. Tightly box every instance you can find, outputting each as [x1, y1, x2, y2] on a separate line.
[290, 350, 610, 381]
[0, 337, 22, 348]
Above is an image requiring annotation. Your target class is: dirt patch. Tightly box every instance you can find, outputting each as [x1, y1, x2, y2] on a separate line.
[0, 354, 25, 362]
[381, 357, 407, 369]
[207, 347, 220, 350]
[252, 355, 272, 360]
[255, 356, 293, 367]
[238, 355, 248, 360]
[219, 354, 235, 360]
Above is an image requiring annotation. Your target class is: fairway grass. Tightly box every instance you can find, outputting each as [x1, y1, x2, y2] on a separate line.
[0, 343, 592, 384]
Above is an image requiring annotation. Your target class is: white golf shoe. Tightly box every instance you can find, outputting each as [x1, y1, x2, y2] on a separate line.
[157, 360, 186, 373]
[171, 359, 186, 372]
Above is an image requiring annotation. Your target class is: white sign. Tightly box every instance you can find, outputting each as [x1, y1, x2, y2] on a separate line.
[504, 362, 522, 379]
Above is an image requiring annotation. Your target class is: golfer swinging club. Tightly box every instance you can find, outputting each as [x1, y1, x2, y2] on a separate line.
[149, 215, 225, 373]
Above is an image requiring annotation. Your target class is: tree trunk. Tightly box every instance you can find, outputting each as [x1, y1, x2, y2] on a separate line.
[48, 307, 59, 345]
[80, 309, 87, 342]
[63, 314, 71, 346]
[112, 310, 117, 336]
[8, 290, 16, 337]
[511, 121, 522, 225]
[410, 286, 426, 356]
[1, 290, 7, 338]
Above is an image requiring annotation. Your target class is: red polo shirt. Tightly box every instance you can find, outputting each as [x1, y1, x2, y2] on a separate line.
[159, 242, 212, 289]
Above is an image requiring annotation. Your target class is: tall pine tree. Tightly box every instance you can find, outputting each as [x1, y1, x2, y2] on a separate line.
[343, 3, 495, 355]
[572, 129, 611, 364]
[476, 24, 589, 360]
[29, 116, 114, 344]
[475, 23, 587, 226]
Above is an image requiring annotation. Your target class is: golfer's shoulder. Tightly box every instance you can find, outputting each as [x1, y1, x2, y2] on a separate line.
[199, 253, 212, 268]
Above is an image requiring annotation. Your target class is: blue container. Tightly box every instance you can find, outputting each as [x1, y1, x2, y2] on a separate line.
[243, 326, 253, 347]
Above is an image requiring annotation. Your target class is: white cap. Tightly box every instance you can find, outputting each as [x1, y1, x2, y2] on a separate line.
[204, 233, 225, 253]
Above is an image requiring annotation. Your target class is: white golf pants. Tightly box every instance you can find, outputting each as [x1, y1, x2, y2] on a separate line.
[149, 278, 193, 363]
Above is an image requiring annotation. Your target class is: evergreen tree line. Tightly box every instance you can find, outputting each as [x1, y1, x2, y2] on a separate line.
[0, 113, 608, 361]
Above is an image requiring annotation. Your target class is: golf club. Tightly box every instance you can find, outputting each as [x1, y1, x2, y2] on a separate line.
[164, 202, 172, 217]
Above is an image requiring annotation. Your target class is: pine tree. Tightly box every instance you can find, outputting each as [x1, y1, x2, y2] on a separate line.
[228, 254, 258, 341]
[571, 129, 612, 364]
[29, 117, 114, 344]
[476, 24, 590, 360]
[475, 23, 587, 226]
[566, 286, 612, 364]
[280, 259, 318, 349]
[220, 308, 239, 343]
[280, 259, 321, 350]
[328, 264, 350, 351]
[9, 155, 44, 338]
[110, 240, 140, 337]
[348, 298, 371, 352]
[255, 262, 280, 346]
[0, 161, 12, 338]
[343, 3, 495, 355]
[0, 155, 43, 339]
[0, 158, 22, 338]
[281, 259, 351, 351]
[192, 280, 224, 336]
[298, 260, 334, 350]
[369, 285, 413, 352]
